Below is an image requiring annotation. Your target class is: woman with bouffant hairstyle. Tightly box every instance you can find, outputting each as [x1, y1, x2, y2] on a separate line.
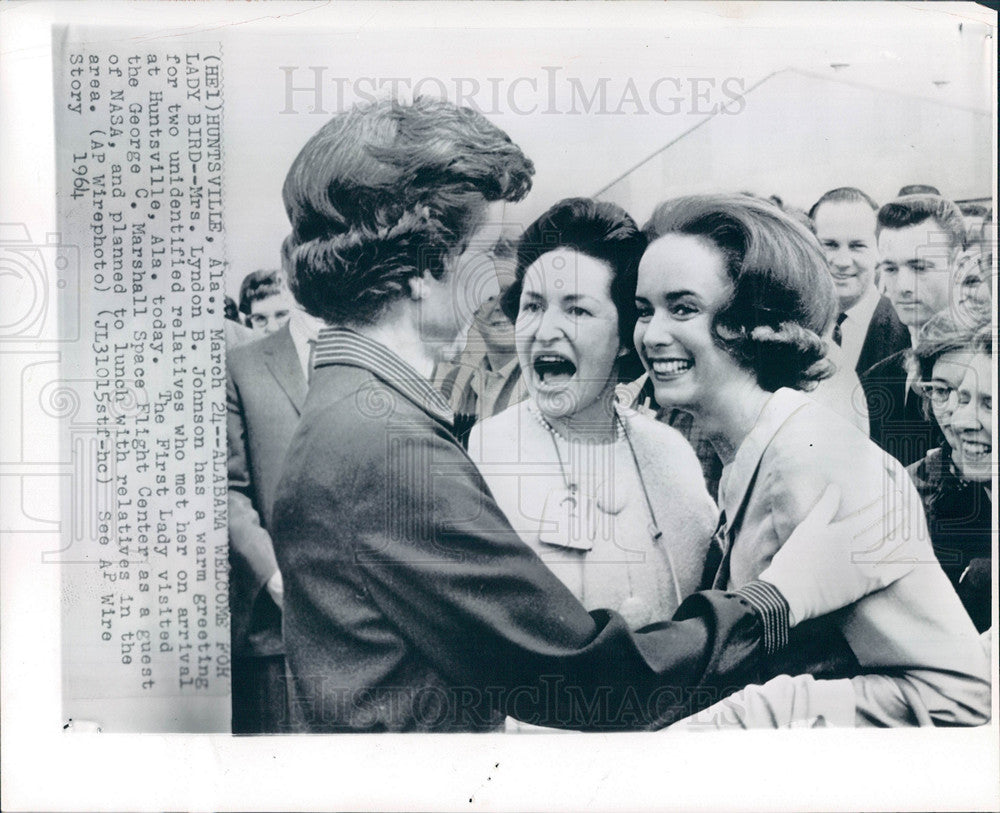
[281, 96, 534, 327]
[635, 194, 987, 729]
[642, 193, 838, 394]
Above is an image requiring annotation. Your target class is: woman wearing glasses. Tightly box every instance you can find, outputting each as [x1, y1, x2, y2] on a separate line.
[908, 314, 993, 632]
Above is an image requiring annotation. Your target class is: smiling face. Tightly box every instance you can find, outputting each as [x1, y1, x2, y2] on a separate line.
[877, 221, 956, 329]
[812, 200, 878, 312]
[473, 259, 517, 356]
[515, 248, 623, 421]
[948, 353, 993, 482]
[634, 233, 752, 412]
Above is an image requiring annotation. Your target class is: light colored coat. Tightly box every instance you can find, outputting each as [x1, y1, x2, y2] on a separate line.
[716, 388, 989, 726]
[469, 401, 718, 628]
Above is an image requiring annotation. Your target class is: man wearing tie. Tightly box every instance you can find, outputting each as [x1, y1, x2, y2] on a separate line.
[227, 294, 324, 733]
[809, 188, 910, 375]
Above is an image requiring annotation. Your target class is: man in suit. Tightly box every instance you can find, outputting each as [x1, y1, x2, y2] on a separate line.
[809, 188, 911, 375]
[227, 303, 323, 733]
[860, 194, 967, 466]
[269, 96, 912, 733]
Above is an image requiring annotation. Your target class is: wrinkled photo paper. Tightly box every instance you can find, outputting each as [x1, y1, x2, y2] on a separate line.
[1, 2, 997, 811]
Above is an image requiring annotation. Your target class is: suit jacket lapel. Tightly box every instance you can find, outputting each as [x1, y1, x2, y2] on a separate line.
[263, 326, 308, 414]
[857, 296, 909, 375]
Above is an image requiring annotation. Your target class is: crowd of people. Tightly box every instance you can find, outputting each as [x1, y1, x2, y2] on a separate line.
[225, 96, 993, 733]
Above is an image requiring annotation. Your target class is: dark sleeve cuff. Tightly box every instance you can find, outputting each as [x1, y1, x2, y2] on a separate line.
[735, 579, 789, 655]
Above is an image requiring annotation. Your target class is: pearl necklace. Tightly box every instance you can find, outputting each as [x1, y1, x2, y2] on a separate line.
[527, 401, 626, 444]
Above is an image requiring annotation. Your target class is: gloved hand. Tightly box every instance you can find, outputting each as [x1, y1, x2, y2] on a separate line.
[759, 484, 914, 626]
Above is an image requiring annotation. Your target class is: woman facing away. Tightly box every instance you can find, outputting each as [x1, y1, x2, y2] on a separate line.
[631, 194, 989, 728]
[468, 198, 719, 630]
[908, 314, 993, 633]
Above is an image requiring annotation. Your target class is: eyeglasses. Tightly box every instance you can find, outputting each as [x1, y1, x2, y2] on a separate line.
[916, 382, 956, 406]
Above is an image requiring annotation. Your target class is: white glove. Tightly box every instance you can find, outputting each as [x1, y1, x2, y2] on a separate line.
[759, 484, 915, 626]
[265, 570, 284, 610]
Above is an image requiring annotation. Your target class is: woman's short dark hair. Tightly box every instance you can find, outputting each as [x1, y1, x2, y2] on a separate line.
[644, 194, 837, 392]
[282, 97, 535, 326]
[501, 198, 647, 379]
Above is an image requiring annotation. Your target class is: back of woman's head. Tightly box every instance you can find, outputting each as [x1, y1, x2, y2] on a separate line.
[644, 193, 837, 391]
[283, 97, 535, 325]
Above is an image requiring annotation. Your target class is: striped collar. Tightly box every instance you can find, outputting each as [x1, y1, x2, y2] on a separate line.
[313, 327, 455, 427]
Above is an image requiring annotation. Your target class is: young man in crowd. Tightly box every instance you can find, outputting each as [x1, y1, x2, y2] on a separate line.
[238, 269, 297, 336]
[432, 237, 527, 443]
[267, 97, 911, 733]
[809, 187, 910, 374]
[227, 269, 324, 733]
[860, 194, 968, 466]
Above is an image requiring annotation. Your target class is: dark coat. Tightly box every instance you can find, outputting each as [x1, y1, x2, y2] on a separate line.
[227, 325, 306, 659]
[270, 337, 776, 733]
[854, 296, 911, 375]
[860, 349, 942, 467]
[908, 446, 993, 633]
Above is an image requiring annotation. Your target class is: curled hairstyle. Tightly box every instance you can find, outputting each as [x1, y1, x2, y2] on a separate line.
[876, 194, 968, 254]
[238, 269, 286, 316]
[644, 194, 837, 392]
[501, 198, 648, 379]
[282, 97, 535, 326]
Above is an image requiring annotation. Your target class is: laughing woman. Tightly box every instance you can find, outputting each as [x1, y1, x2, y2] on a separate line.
[468, 198, 718, 630]
[635, 194, 988, 728]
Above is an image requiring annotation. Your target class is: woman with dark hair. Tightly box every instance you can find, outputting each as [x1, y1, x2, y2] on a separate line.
[469, 198, 718, 631]
[634, 194, 988, 728]
[908, 315, 993, 632]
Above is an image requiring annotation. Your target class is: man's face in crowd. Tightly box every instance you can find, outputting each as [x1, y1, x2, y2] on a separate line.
[420, 201, 507, 349]
[813, 200, 878, 312]
[248, 288, 296, 335]
[473, 260, 517, 356]
[876, 220, 957, 330]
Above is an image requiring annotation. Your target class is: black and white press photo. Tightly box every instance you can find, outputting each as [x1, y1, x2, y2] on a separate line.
[1, 1, 996, 810]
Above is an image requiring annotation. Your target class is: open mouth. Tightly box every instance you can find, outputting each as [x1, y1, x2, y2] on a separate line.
[533, 353, 577, 386]
[648, 358, 693, 379]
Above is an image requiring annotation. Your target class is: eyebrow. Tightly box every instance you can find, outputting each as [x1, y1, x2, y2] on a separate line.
[666, 290, 699, 302]
[635, 290, 700, 302]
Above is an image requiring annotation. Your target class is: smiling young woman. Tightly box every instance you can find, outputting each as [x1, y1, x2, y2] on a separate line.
[636, 194, 989, 729]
